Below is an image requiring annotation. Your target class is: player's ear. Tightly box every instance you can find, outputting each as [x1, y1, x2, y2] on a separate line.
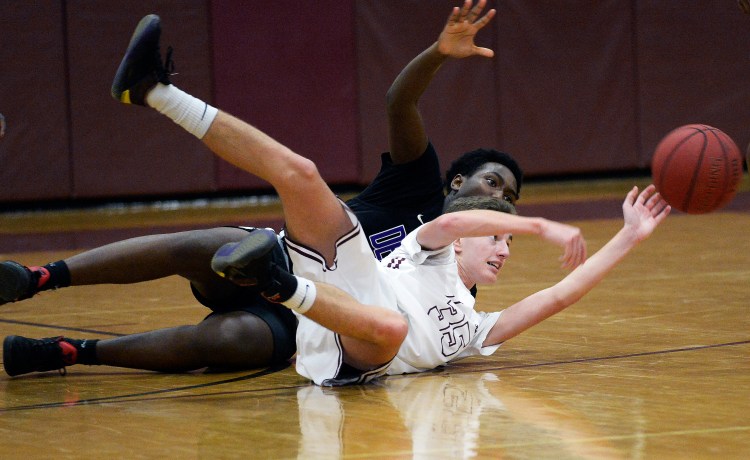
[450, 175, 463, 191]
[453, 238, 463, 254]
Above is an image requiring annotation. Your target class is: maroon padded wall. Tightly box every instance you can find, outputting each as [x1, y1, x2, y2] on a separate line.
[2, 1, 749, 206]
[66, 0, 215, 199]
[210, 0, 359, 190]
[0, 1, 71, 202]
[496, 0, 639, 176]
[356, 1, 638, 181]
[635, 1, 750, 166]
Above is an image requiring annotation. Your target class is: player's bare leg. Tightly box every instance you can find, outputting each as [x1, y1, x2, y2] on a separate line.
[94, 311, 274, 371]
[0, 227, 254, 305]
[201, 112, 351, 264]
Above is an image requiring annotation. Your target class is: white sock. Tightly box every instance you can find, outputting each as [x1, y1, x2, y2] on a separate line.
[146, 83, 218, 139]
[281, 277, 317, 315]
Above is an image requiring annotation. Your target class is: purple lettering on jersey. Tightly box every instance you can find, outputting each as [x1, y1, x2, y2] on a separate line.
[428, 297, 471, 357]
[369, 225, 407, 260]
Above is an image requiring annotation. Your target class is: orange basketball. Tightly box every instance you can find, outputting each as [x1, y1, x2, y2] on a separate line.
[651, 124, 743, 214]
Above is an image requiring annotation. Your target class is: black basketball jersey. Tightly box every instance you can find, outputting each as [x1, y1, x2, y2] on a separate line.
[346, 143, 445, 260]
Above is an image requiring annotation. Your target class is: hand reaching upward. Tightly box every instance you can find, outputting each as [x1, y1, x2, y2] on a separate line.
[437, 0, 496, 59]
[622, 185, 671, 243]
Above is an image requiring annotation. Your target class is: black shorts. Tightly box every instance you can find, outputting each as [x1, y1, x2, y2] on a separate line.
[192, 227, 297, 364]
[194, 285, 297, 365]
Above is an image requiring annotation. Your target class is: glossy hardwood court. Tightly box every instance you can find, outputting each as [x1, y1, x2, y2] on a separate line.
[1, 177, 749, 459]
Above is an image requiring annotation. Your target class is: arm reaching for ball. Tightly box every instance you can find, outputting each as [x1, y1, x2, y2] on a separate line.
[483, 185, 671, 346]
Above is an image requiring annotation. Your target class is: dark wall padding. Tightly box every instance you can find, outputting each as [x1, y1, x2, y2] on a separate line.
[210, 0, 359, 190]
[1, 1, 749, 205]
[496, 0, 639, 176]
[636, 1, 750, 165]
[0, 1, 71, 202]
[66, 1, 215, 198]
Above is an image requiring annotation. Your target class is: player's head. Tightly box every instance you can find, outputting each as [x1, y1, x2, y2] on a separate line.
[443, 148, 523, 211]
[445, 196, 516, 285]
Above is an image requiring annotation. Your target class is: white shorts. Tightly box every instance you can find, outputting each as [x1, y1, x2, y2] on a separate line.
[284, 205, 397, 386]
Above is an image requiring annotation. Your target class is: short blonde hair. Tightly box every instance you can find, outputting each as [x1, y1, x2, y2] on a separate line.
[444, 196, 517, 215]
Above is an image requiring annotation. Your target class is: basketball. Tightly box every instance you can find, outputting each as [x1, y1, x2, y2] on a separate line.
[651, 124, 743, 214]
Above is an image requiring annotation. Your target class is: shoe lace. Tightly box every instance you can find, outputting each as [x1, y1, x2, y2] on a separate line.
[164, 46, 175, 75]
[37, 336, 69, 375]
[159, 46, 176, 83]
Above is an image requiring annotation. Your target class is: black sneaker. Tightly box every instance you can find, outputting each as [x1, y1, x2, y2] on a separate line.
[3, 335, 80, 376]
[111, 14, 174, 106]
[0, 261, 46, 306]
[211, 229, 278, 288]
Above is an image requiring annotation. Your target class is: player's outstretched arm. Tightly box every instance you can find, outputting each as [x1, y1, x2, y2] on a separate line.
[483, 185, 671, 346]
[387, 0, 496, 164]
[417, 207, 586, 268]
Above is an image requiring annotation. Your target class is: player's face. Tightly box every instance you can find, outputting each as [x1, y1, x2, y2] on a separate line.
[455, 234, 511, 285]
[453, 163, 518, 205]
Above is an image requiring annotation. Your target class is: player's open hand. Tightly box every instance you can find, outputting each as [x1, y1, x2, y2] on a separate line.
[622, 185, 671, 243]
[437, 0, 496, 59]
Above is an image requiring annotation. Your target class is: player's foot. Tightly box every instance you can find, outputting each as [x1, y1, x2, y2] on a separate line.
[3, 335, 84, 376]
[111, 14, 173, 105]
[211, 228, 279, 289]
[0, 261, 48, 305]
[213, 229, 301, 304]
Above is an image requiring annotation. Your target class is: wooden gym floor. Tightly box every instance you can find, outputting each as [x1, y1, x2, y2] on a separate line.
[1, 176, 749, 459]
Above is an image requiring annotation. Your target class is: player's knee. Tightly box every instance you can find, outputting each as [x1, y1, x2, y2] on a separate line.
[204, 313, 273, 351]
[281, 156, 320, 184]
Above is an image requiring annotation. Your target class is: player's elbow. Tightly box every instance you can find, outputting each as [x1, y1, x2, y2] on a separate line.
[385, 86, 401, 114]
[371, 312, 408, 350]
[432, 213, 464, 235]
[417, 214, 464, 249]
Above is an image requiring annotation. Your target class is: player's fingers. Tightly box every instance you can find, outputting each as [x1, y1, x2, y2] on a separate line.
[578, 237, 587, 264]
[573, 236, 586, 267]
[654, 203, 671, 223]
[560, 239, 585, 270]
[447, 6, 461, 25]
[636, 186, 649, 204]
[468, 0, 486, 21]
[458, 0, 473, 20]
[645, 190, 662, 210]
[641, 184, 657, 199]
[474, 9, 496, 28]
[474, 46, 494, 58]
[559, 252, 571, 269]
[624, 186, 639, 206]
[558, 239, 573, 268]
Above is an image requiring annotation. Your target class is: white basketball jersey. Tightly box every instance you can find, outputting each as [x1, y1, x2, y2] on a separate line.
[381, 228, 502, 375]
